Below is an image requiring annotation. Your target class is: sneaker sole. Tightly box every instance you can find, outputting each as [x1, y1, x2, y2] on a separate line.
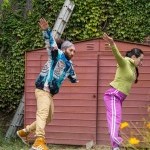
[16, 131, 30, 146]
[29, 147, 46, 150]
[31, 146, 49, 150]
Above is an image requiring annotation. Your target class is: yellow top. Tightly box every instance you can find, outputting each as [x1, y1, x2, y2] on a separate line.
[110, 44, 136, 95]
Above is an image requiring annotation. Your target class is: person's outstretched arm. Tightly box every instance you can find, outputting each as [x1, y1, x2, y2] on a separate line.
[38, 18, 58, 53]
[103, 33, 125, 66]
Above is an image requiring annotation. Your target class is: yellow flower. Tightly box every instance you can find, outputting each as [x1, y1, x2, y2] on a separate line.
[120, 122, 129, 129]
[128, 137, 140, 145]
[146, 122, 150, 129]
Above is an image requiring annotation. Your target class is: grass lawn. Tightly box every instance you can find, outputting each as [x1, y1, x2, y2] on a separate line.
[0, 131, 111, 150]
[0, 136, 111, 150]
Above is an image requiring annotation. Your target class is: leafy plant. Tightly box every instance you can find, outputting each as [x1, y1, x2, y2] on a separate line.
[120, 108, 150, 149]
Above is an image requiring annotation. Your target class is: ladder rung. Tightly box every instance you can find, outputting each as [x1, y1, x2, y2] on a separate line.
[58, 18, 67, 23]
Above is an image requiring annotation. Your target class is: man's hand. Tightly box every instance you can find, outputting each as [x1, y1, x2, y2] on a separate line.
[38, 18, 49, 30]
[103, 33, 114, 45]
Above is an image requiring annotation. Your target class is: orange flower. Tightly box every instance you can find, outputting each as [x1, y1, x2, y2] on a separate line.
[128, 137, 140, 145]
[120, 122, 129, 129]
[146, 122, 150, 129]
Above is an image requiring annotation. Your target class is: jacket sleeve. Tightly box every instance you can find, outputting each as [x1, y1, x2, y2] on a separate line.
[68, 65, 78, 83]
[111, 44, 126, 66]
[42, 28, 58, 57]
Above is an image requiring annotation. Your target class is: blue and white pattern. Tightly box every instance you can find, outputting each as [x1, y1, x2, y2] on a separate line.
[35, 28, 77, 95]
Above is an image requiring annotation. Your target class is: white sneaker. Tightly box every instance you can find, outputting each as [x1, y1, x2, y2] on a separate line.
[113, 147, 120, 150]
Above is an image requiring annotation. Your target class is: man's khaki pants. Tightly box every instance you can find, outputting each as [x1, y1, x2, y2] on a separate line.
[26, 88, 54, 137]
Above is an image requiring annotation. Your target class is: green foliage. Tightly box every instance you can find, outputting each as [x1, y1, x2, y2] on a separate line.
[1, 0, 11, 9]
[0, 0, 150, 113]
[0, 0, 43, 113]
[64, 0, 150, 41]
[63, 0, 104, 40]
[0, 130, 28, 150]
[106, 0, 150, 42]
